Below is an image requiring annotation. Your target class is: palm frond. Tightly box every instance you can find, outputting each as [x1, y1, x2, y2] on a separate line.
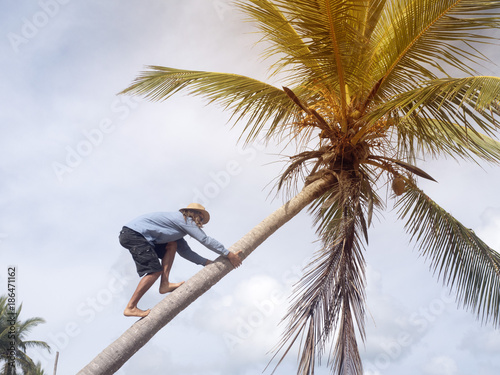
[270, 205, 367, 375]
[269, 173, 375, 375]
[361, 0, 387, 42]
[235, 0, 319, 77]
[397, 116, 500, 164]
[19, 340, 51, 352]
[368, 155, 437, 181]
[369, 0, 500, 101]
[239, 1, 370, 106]
[322, 0, 350, 129]
[277, 148, 331, 191]
[388, 76, 500, 116]
[365, 76, 500, 162]
[311, 169, 384, 233]
[396, 183, 500, 326]
[120, 66, 301, 143]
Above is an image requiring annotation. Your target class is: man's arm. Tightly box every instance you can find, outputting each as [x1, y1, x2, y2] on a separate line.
[175, 238, 209, 266]
[179, 219, 243, 268]
[179, 221, 230, 256]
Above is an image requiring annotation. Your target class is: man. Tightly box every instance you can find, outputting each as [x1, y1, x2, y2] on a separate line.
[119, 203, 242, 318]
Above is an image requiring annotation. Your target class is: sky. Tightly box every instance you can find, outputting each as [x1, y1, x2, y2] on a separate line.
[1, 1, 500, 374]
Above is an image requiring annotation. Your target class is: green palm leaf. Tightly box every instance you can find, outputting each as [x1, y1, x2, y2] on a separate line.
[120, 66, 301, 143]
[396, 184, 500, 326]
[397, 117, 500, 164]
[238, 0, 370, 124]
[388, 76, 500, 116]
[365, 76, 500, 162]
[235, 0, 318, 76]
[370, 0, 500, 100]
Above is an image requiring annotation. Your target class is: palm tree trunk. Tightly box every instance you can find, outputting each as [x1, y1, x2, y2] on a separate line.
[77, 176, 333, 375]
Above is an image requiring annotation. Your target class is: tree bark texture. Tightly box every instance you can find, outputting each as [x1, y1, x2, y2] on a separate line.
[77, 177, 332, 375]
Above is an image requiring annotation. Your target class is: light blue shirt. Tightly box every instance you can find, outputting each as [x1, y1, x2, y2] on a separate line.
[125, 212, 230, 263]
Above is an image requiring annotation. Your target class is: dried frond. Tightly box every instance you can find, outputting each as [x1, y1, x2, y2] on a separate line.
[270, 194, 367, 375]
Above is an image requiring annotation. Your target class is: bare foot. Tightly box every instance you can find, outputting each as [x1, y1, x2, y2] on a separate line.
[124, 306, 150, 318]
[159, 281, 185, 294]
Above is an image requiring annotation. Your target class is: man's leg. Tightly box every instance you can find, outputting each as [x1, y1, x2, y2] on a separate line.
[124, 271, 161, 317]
[159, 242, 185, 294]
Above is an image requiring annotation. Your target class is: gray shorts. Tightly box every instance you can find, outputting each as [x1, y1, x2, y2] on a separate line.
[119, 226, 163, 277]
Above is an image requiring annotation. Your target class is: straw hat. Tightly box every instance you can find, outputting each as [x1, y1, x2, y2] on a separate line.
[179, 203, 210, 224]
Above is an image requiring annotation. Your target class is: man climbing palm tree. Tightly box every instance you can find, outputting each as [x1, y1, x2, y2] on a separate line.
[80, 1, 500, 374]
[120, 203, 242, 317]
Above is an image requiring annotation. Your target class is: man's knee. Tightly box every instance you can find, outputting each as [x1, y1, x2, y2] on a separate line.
[146, 271, 162, 278]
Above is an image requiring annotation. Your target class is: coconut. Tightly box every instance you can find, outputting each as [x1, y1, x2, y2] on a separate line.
[392, 176, 406, 196]
[351, 109, 362, 119]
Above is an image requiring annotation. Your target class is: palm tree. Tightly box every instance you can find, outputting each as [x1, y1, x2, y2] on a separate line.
[0, 296, 51, 375]
[22, 361, 46, 375]
[79, 1, 500, 374]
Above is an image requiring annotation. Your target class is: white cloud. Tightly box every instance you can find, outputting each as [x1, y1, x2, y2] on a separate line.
[363, 267, 426, 372]
[422, 356, 458, 375]
[191, 274, 289, 360]
[459, 326, 500, 356]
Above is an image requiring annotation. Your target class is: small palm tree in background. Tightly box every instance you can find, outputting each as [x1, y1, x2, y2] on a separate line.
[80, 1, 500, 374]
[22, 362, 46, 375]
[0, 296, 50, 375]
